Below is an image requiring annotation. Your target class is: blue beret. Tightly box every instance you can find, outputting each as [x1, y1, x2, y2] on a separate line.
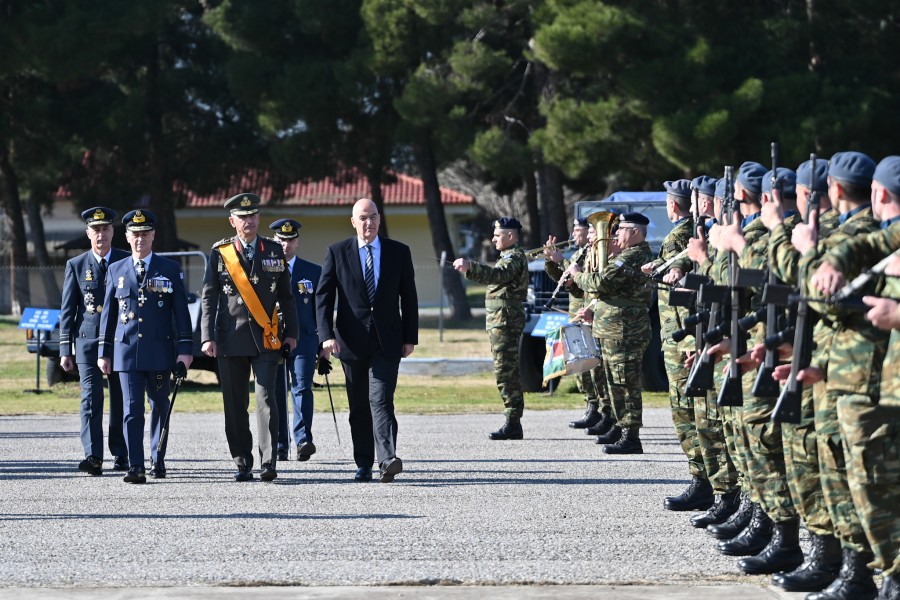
[81, 206, 117, 226]
[620, 212, 650, 226]
[663, 179, 692, 199]
[573, 217, 589, 228]
[874, 156, 900, 196]
[737, 161, 768, 195]
[762, 167, 797, 198]
[828, 151, 875, 186]
[225, 192, 261, 215]
[692, 176, 718, 197]
[796, 159, 829, 193]
[122, 209, 156, 232]
[493, 216, 522, 230]
[715, 178, 728, 199]
[269, 218, 302, 239]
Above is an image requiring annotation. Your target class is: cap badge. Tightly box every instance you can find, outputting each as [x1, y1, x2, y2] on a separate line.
[133, 211, 146, 224]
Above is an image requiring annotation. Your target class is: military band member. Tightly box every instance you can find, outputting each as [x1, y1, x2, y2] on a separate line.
[454, 217, 529, 440]
[568, 212, 654, 454]
[269, 218, 322, 463]
[60, 207, 129, 476]
[200, 193, 298, 482]
[97, 210, 193, 484]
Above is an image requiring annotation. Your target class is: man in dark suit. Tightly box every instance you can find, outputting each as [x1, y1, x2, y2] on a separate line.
[60, 207, 130, 476]
[269, 218, 322, 462]
[97, 209, 194, 484]
[200, 193, 298, 482]
[316, 198, 418, 483]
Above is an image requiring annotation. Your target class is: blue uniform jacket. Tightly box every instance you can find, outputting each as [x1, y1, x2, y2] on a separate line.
[98, 254, 193, 372]
[289, 256, 322, 357]
[59, 248, 130, 363]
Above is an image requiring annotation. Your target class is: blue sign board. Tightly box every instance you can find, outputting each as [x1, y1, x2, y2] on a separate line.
[18, 308, 61, 331]
[531, 313, 571, 337]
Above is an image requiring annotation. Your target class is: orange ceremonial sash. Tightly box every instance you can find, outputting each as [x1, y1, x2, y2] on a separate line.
[219, 243, 281, 350]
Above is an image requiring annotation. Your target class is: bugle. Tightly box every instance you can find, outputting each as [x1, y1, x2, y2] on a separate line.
[525, 239, 572, 258]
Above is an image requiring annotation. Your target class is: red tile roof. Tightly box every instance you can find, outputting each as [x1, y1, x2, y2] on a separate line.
[181, 170, 473, 208]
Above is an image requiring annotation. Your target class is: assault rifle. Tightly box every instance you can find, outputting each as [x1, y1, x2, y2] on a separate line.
[717, 166, 746, 408]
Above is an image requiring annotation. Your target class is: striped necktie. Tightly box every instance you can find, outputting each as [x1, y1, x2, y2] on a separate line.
[364, 244, 376, 303]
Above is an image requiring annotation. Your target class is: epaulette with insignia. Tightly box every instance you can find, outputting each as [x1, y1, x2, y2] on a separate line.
[212, 237, 234, 248]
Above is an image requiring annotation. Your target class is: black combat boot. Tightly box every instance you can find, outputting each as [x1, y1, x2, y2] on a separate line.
[880, 572, 900, 600]
[691, 489, 741, 528]
[737, 517, 804, 574]
[569, 401, 601, 429]
[664, 475, 714, 511]
[602, 427, 642, 454]
[586, 412, 614, 436]
[707, 492, 753, 539]
[595, 425, 622, 445]
[805, 548, 877, 600]
[716, 503, 773, 556]
[772, 533, 841, 592]
[489, 418, 524, 440]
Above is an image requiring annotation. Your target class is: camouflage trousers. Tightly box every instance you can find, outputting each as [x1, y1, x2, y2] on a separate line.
[598, 338, 647, 429]
[694, 385, 738, 494]
[586, 351, 613, 415]
[664, 345, 703, 478]
[488, 323, 525, 420]
[739, 372, 797, 523]
[782, 382, 832, 536]
[816, 389, 870, 552]
[841, 396, 900, 576]
[717, 366, 749, 495]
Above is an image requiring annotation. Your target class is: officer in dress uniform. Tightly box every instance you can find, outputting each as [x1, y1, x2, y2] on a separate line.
[59, 207, 130, 476]
[97, 209, 193, 484]
[200, 193, 298, 482]
[269, 218, 322, 462]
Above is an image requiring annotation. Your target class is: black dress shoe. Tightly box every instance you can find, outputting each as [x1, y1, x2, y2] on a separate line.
[149, 460, 166, 479]
[664, 475, 714, 511]
[297, 441, 316, 461]
[354, 466, 373, 481]
[112, 456, 129, 471]
[260, 463, 277, 481]
[489, 418, 523, 440]
[234, 466, 254, 482]
[78, 456, 103, 476]
[123, 466, 146, 484]
[277, 449, 289, 462]
[569, 402, 601, 429]
[380, 457, 403, 483]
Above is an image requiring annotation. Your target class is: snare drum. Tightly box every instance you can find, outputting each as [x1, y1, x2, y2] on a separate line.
[543, 323, 600, 384]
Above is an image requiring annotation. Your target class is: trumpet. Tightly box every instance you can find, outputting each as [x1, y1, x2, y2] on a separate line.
[524, 239, 572, 258]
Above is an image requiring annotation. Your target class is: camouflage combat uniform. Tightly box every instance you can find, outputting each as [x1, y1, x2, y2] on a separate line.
[650, 217, 704, 477]
[466, 246, 529, 419]
[573, 242, 653, 430]
[802, 206, 884, 558]
[818, 220, 900, 575]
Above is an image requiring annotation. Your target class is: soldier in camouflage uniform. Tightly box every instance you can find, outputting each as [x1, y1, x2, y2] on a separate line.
[809, 154, 900, 600]
[454, 217, 529, 440]
[714, 165, 803, 575]
[642, 179, 712, 511]
[568, 212, 653, 455]
[544, 217, 610, 430]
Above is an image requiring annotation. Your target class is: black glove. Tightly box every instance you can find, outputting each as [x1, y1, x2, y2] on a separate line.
[316, 357, 332, 376]
[173, 361, 188, 379]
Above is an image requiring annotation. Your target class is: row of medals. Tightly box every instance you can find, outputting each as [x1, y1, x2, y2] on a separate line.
[119, 277, 174, 324]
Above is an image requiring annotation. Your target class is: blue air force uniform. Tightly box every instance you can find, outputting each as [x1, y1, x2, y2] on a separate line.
[59, 207, 129, 468]
[98, 210, 193, 475]
[270, 219, 322, 459]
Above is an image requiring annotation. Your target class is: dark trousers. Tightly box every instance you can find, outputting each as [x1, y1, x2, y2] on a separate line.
[119, 370, 170, 468]
[78, 361, 127, 460]
[276, 353, 316, 450]
[219, 352, 279, 468]
[341, 329, 400, 469]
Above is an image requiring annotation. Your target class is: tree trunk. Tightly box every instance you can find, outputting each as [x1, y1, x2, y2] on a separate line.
[537, 159, 568, 242]
[0, 149, 31, 315]
[522, 165, 541, 249]
[146, 38, 178, 251]
[364, 170, 389, 238]
[412, 138, 472, 320]
[25, 187, 60, 303]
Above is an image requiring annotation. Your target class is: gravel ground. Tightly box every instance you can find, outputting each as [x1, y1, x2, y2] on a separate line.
[0, 408, 802, 596]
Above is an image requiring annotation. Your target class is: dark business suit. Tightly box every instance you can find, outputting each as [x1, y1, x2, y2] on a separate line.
[276, 256, 322, 451]
[59, 248, 130, 461]
[98, 253, 193, 468]
[316, 236, 418, 469]
[200, 236, 299, 469]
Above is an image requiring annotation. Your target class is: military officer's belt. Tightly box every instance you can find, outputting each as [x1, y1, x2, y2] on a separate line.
[602, 297, 646, 308]
[485, 298, 524, 309]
